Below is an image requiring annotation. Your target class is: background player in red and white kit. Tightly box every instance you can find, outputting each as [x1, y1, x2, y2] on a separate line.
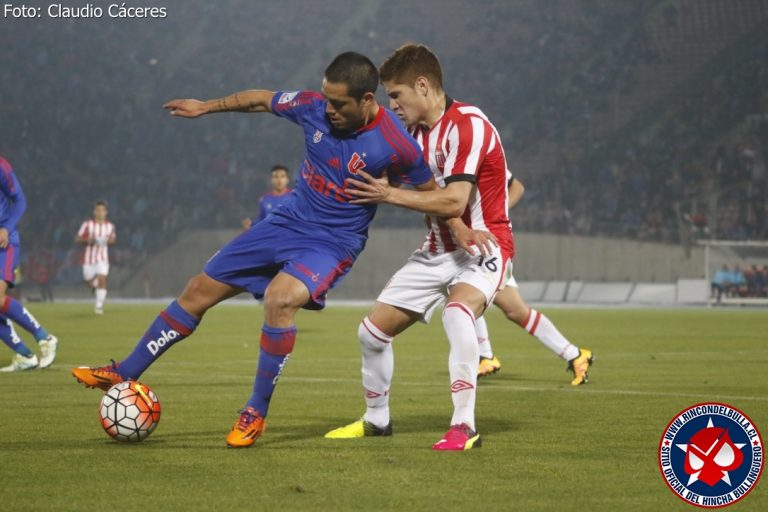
[76, 200, 116, 315]
[329, 44, 513, 451]
[474, 177, 594, 385]
[241, 165, 293, 230]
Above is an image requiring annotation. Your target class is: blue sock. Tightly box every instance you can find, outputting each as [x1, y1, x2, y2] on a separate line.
[245, 324, 297, 417]
[118, 301, 199, 380]
[1, 296, 49, 341]
[0, 317, 33, 357]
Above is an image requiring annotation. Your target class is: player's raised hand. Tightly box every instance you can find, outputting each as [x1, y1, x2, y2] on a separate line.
[345, 170, 391, 204]
[0, 228, 8, 249]
[163, 99, 207, 118]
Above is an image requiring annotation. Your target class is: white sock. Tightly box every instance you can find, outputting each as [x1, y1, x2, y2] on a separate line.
[95, 288, 107, 309]
[442, 302, 478, 430]
[474, 315, 494, 359]
[523, 308, 579, 361]
[359, 317, 393, 428]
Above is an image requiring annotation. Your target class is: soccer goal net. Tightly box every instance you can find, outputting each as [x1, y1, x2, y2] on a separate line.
[700, 240, 768, 306]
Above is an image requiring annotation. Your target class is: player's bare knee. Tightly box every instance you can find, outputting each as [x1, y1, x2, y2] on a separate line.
[181, 274, 207, 297]
[263, 289, 302, 315]
[178, 274, 217, 315]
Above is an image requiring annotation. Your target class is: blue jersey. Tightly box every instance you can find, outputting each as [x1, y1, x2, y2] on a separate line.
[257, 189, 293, 222]
[0, 157, 26, 246]
[269, 90, 432, 254]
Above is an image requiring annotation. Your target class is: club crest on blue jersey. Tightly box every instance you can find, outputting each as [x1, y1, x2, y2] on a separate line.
[347, 152, 366, 175]
[658, 402, 763, 508]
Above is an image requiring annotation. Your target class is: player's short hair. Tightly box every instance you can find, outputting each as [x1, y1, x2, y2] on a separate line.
[324, 52, 378, 100]
[94, 200, 108, 208]
[271, 165, 289, 176]
[379, 44, 443, 90]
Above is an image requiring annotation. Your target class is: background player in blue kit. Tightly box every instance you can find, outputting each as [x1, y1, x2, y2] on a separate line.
[72, 52, 434, 447]
[241, 164, 293, 230]
[0, 156, 58, 372]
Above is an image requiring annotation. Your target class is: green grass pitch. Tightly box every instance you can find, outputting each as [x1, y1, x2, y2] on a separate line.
[0, 304, 766, 511]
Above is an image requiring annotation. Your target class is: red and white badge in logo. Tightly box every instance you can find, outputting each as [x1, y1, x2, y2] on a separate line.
[659, 402, 763, 508]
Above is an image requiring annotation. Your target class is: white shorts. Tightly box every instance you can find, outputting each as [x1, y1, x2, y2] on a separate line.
[506, 272, 518, 288]
[83, 262, 109, 281]
[377, 246, 512, 323]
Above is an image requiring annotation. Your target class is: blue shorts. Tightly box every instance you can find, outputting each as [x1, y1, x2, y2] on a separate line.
[0, 244, 19, 286]
[204, 216, 357, 310]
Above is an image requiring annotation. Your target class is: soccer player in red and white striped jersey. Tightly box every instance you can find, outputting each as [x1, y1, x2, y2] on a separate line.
[329, 44, 513, 450]
[75, 200, 116, 314]
[407, 100, 513, 259]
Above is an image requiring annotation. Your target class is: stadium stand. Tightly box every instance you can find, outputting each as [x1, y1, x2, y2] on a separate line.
[1, 0, 766, 295]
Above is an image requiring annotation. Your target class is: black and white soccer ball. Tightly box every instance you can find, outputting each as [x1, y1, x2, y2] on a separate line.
[99, 380, 161, 442]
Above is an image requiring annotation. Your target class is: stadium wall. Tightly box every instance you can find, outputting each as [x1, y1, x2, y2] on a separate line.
[117, 229, 705, 299]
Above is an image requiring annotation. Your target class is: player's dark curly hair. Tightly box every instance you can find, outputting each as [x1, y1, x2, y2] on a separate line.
[380, 43, 443, 90]
[324, 52, 379, 100]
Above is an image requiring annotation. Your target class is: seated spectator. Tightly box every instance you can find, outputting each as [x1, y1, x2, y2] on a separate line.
[758, 265, 768, 298]
[711, 264, 731, 301]
[727, 266, 747, 297]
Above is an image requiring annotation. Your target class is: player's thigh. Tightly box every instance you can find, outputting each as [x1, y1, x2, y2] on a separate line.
[376, 252, 454, 323]
[366, 302, 420, 337]
[82, 264, 97, 282]
[0, 244, 20, 286]
[492, 282, 529, 323]
[280, 246, 354, 310]
[446, 282, 490, 317]
[178, 273, 242, 316]
[95, 261, 109, 277]
[448, 245, 511, 315]
[203, 220, 287, 295]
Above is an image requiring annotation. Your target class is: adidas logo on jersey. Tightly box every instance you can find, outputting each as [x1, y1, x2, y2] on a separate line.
[147, 329, 179, 355]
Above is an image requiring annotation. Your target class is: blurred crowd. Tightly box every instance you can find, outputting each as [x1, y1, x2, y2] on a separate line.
[1, 0, 767, 292]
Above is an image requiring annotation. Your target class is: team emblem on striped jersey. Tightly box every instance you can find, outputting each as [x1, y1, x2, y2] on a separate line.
[434, 149, 446, 170]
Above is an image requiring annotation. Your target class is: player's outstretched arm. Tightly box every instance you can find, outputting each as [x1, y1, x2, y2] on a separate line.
[346, 170, 471, 218]
[163, 90, 276, 118]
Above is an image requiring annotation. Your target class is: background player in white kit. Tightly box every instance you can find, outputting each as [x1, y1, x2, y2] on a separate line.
[475, 176, 594, 385]
[75, 200, 116, 314]
[328, 44, 514, 451]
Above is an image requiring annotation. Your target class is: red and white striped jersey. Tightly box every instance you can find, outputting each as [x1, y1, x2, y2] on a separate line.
[77, 219, 116, 265]
[410, 99, 514, 258]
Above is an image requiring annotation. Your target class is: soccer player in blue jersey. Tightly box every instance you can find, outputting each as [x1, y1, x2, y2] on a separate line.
[241, 165, 292, 230]
[71, 52, 436, 447]
[0, 156, 59, 372]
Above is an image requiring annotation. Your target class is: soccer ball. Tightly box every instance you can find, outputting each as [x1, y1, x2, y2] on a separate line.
[99, 381, 161, 442]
